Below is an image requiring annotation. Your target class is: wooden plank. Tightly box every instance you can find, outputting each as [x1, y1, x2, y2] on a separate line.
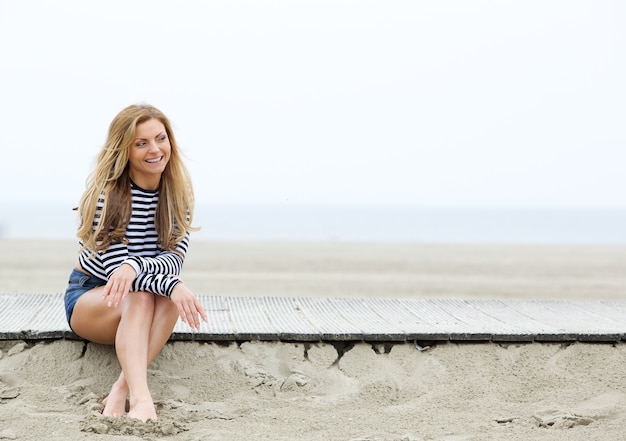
[0, 294, 28, 337]
[461, 300, 540, 342]
[226, 296, 279, 341]
[0, 294, 69, 339]
[295, 298, 364, 340]
[401, 299, 467, 329]
[262, 297, 321, 341]
[587, 301, 626, 326]
[533, 300, 619, 332]
[27, 293, 71, 339]
[504, 300, 580, 342]
[402, 299, 492, 340]
[171, 295, 235, 341]
[354, 298, 450, 341]
[362, 298, 450, 341]
[3, 293, 626, 343]
[533, 300, 623, 342]
[432, 299, 500, 341]
[330, 298, 407, 341]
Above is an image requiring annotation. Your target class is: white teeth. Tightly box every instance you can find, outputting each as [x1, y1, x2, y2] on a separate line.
[146, 157, 162, 163]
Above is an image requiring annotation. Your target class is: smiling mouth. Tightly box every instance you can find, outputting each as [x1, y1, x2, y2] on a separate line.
[145, 156, 163, 164]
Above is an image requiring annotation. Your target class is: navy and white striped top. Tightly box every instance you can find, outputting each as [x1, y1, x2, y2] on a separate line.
[78, 181, 190, 297]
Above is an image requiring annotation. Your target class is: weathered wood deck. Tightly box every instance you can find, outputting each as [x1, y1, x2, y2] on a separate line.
[1, 293, 624, 343]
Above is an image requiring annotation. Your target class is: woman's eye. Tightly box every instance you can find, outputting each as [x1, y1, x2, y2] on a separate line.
[158, 136, 167, 142]
[136, 141, 146, 147]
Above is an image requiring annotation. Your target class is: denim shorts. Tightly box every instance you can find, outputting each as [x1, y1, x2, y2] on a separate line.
[64, 268, 107, 328]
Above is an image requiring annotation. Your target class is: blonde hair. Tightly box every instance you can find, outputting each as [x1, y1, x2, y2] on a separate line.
[77, 104, 198, 254]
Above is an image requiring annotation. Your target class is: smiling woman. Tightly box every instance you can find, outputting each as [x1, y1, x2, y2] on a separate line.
[128, 119, 171, 190]
[64, 103, 206, 422]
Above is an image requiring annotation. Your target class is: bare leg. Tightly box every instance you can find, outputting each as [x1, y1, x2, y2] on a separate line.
[103, 295, 179, 418]
[114, 291, 156, 421]
[71, 289, 178, 421]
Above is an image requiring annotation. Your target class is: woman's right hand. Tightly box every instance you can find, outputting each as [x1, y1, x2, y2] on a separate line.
[170, 283, 208, 330]
[102, 263, 137, 307]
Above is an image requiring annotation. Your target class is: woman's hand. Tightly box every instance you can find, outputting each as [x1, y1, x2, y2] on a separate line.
[102, 263, 137, 307]
[170, 283, 208, 330]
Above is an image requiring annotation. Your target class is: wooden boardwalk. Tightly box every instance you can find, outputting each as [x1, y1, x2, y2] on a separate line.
[1, 293, 625, 343]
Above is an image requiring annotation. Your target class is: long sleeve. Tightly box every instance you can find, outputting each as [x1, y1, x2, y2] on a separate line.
[125, 233, 189, 277]
[78, 182, 191, 298]
[85, 241, 183, 298]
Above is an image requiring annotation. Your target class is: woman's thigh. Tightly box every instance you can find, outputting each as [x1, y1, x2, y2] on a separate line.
[70, 286, 123, 344]
[64, 268, 107, 325]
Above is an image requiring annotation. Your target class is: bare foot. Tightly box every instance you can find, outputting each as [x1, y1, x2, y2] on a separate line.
[128, 397, 157, 422]
[102, 383, 129, 417]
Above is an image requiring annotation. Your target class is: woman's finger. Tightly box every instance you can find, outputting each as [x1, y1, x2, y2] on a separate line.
[102, 282, 112, 300]
[186, 304, 199, 329]
[195, 298, 208, 322]
[178, 304, 189, 325]
[112, 280, 124, 307]
[187, 302, 202, 329]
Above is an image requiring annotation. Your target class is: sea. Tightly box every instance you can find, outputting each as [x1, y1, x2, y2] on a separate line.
[1, 203, 625, 245]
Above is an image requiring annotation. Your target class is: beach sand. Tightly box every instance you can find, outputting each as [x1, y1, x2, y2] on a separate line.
[1, 239, 626, 440]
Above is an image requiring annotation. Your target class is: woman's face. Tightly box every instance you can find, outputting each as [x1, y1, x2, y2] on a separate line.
[128, 118, 171, 190]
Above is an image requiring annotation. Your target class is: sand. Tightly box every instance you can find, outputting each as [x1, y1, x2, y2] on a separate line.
[1, 239, 626, 440]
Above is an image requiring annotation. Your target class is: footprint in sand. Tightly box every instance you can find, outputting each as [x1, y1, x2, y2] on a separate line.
[0, 372, 20, 400]
[80, 414, 188, 436]
[532, 409, 594, 429]
[533, 391, 626, 429]
[168, 383, 191, 400]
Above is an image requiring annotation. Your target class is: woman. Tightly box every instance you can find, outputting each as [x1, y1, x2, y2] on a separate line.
[64, 103, 207, 422]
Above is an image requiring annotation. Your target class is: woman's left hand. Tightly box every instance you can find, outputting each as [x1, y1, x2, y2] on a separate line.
[170, 283, 208, 330]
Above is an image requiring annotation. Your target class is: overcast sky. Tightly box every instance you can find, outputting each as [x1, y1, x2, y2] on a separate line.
[0, 0, 624, 209]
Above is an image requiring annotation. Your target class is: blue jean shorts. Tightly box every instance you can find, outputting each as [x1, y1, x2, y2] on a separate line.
[64, 268, 107, 327]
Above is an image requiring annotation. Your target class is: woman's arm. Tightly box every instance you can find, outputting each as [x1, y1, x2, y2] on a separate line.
[125, 233, 189, 277]
[98, 235, 189, 306]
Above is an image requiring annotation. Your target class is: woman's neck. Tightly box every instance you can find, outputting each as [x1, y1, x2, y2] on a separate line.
[129, 173, 161, 191]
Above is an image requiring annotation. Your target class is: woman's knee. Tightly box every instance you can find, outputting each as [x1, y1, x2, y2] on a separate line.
[123, 291, 157, 313]
[155, 295, 179, 319]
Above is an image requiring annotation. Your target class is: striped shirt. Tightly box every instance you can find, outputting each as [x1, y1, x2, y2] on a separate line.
[78, 181, 189, 297]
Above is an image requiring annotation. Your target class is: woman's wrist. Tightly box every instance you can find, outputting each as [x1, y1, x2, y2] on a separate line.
[121, 258, 141, 277]
[168, 279, 184, 298]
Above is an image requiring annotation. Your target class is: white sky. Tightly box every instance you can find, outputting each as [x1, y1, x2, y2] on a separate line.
[0, 0, 624, 209]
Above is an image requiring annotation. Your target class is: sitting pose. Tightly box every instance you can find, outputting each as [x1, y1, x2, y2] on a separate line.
[64, 103, 207, 422]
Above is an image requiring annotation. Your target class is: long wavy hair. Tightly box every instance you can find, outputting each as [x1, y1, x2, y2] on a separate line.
[77, 104, 198, 255]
